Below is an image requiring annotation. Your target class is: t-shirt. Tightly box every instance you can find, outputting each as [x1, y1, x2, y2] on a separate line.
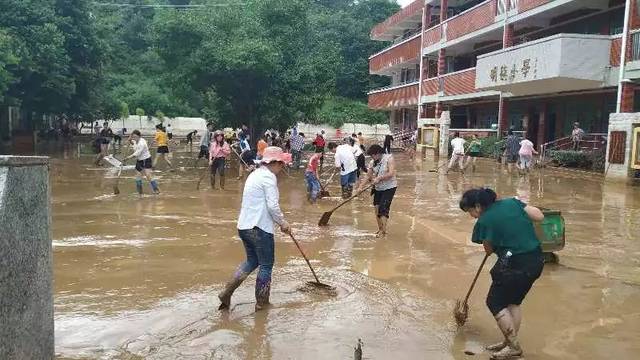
[155, 131, 168, 147]
[334, 144, 358, 175]
[469, 140, 481, 153]
[471, 198, 541, 256]
[450, 137, 466, 155]
[306, 153, 321, 173]
[519, 139, 534, 156]
[257, 139, 268, 156]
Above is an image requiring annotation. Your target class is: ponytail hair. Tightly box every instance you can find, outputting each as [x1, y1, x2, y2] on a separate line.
[459, 188, 497, 212]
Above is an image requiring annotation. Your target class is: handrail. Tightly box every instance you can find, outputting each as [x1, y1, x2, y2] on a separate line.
[368, 32, 422, 60]
[540, 133, 607, 163]
[368, 80, 419, 95]
[441, 0, 494, 27]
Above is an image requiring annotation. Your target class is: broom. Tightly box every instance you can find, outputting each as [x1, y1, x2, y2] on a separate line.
[454, 254, 489, 326]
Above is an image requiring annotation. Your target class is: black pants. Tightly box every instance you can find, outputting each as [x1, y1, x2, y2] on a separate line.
[486, 248, 544, 316]
[210, 157, 226, 176]
[373, 187, 397, 218]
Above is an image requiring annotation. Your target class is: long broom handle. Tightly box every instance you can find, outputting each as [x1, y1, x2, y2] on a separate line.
[463, 254, 489, 303]
[232, 145, 250, 169]
[289, 233, 321, 284]
[329, 184, 373, 213]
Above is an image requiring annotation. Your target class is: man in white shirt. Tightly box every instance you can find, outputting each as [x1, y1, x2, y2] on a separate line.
[446, 132, 466, 174]
[328, 139, 358, 199]
[218, 146, 292, 312]
[125, 130, 159, 195]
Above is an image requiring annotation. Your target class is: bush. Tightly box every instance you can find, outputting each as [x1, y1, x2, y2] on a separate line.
[479, 136, 501, 158]
[548, 150, 592, 169]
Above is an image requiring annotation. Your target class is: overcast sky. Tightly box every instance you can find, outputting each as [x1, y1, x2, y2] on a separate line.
[397, 0, 414, 7]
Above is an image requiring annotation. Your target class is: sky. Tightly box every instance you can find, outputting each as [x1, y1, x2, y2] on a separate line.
[397, 0, 414, 7]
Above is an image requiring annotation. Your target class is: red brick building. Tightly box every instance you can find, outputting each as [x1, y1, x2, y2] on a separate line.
[369, 0, 640, 148]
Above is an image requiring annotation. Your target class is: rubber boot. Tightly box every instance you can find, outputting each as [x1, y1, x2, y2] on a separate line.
[218, 269, 249, 310]
[210, 174, 216, 190]
[347, 184, 353, 198]
[490, 310, 522, 359]
[135, 179, 143, 195]
[150, 180, 160, 194]
[254, 277, 271, 311]
[220, 175, 225, 190]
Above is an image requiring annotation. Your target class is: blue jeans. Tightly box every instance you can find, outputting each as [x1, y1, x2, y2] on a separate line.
[237, 227, 274, 291]
[292, 150, 302, 169]
[305, 171, 320, 201]
[340, 170, 357, 186]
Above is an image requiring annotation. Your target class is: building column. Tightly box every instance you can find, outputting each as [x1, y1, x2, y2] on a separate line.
[498, 97, 508, 137]
[503, 24, 514, 48]
[621, 82, 635, 113]
[440, 0, 448, 22]
[537, 104, 546, 149]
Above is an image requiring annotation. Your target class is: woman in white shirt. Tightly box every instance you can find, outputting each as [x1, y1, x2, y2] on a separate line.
[446, 132, 466, 174]
[125, 130, 159, 195]
[218, 147, 292, 312]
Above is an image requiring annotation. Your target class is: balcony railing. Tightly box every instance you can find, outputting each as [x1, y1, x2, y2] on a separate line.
[370, 0, 424, 40]
[423, 26, 441, 48]
[422, 77, 440, 96]
[518, 0, 549, 13]
[368, 81, 419, 110]
[632, 31, 640, 61]
[442, 68, 477, 96]
[445, 0, 497, 42]
[369, 34, 421, 74]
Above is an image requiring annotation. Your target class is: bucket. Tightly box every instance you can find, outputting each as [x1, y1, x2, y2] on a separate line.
[535, 209, 565, 253]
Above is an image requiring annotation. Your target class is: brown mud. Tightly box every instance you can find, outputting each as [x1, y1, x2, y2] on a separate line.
[50, 148, 640, 359]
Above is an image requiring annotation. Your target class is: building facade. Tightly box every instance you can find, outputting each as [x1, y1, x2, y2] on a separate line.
[368, 0, 640, 148]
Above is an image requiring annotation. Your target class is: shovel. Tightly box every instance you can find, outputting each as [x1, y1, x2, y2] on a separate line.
[318, 184, 373, 226]
[453, 253, 489, 326]
[289, 233, 334, 290]
[319, 170, 337, 198]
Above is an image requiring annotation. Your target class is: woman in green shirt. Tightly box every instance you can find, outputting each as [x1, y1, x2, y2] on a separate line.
[466, 134, 482, 172]
[459, 188, 545, 360]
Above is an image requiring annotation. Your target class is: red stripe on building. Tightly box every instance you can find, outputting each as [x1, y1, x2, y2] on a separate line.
[611, 37, 622, 66]
[368, 84, 419, 110]
[518, 0, 550, 13]
[446, 0, 497, 41]
[370, 36, 421, 73]
[423, 26, 441, 48]
[422, 78, 439, 96]
[443, 68, 476, 96]
[370, 0, 424, 39]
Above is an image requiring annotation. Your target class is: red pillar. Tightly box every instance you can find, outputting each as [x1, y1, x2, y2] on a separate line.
[499, 98, 508, 137]
[503, 24, 514, 48]
[537, 105, 546, 148]
[437, 49, 446, 76]
[621, 82, 635, 113]
[440, 0, 448, 22]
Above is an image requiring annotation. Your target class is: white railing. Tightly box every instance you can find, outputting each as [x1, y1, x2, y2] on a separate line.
[632, 30, 640, 61]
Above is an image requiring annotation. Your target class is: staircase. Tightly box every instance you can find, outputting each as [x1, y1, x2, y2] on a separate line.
[540, 133, 607, 164]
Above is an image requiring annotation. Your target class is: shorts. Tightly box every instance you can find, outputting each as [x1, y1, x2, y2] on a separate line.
[373, 187, 397, 218]
[356, 154, 367, 177]
[157, 146, 169, 154]
[135, 158, 153, 172]
[340, 170, 357, 187]
[198, 145, 209, 159]
[210, 157, 226, 175]
[506, 153, 518, 163]
[486, 248, 544, 316]
[469, 151, 480, 158]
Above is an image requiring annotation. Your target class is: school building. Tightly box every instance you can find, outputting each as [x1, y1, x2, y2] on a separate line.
[368, 0, 640, 150]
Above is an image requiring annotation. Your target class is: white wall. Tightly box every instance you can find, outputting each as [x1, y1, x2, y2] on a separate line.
[295, 122, 390, 142]
[86, 116, 207, 136]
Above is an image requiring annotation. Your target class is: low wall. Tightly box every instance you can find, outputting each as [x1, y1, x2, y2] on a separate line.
[295, 122, 390, 142]
[0, 156, 53, 359]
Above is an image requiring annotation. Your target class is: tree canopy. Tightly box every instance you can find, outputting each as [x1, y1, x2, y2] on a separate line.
[0, 0, 399, 130]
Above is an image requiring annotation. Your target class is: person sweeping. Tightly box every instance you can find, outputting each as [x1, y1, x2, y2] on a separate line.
[125, 130, 159, 195]
[366, 144, 397, 237]
[458, 188, 544, 359]
[304, 151, 322, 203]
[218, 146, 292, 312]
[209, 130, 231, 190]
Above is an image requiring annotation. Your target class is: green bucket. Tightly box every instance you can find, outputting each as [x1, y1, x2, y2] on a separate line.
[535, 209, 565, 253]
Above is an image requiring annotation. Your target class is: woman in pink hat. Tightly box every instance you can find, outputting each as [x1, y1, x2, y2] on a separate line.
[218, 146, 292, 311]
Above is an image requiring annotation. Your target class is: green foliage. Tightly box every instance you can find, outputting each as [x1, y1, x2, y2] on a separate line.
[119, 102, 129, 120]
[549, 150, 592, 169]
[135, 108, 145, 117]
[1, 0, 400, 130]
[314, 97, 387, 128]
[155, 110, 165, 122]
[478, 136, 502, 158]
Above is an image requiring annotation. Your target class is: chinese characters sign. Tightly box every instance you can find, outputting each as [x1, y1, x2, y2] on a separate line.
[487, 58, 539, 84]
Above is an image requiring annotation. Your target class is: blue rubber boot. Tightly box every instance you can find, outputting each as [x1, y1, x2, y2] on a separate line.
[135, 179, 143, 195]
[150, 179, 160, 194]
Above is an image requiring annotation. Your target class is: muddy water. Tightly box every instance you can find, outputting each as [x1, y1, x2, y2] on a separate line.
[50, 148, 640, 359]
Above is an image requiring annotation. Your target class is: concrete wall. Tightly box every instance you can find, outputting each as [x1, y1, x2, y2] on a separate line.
[295, 122, 390, 142]
[0, 156, 53, 359]
[85, 116, 208, 136]
[605, 113, 638, 181]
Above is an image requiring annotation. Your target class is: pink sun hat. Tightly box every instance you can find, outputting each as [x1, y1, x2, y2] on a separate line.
[257, 146, 292, 165]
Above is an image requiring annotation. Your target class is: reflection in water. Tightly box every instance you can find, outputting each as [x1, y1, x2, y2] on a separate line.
[50, 149, 640, 359]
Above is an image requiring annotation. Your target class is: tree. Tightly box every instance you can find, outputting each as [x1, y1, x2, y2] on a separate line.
[119, 101, 129, 129]
[135, 107, 145, 129]
[155, 110, 165, 124]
